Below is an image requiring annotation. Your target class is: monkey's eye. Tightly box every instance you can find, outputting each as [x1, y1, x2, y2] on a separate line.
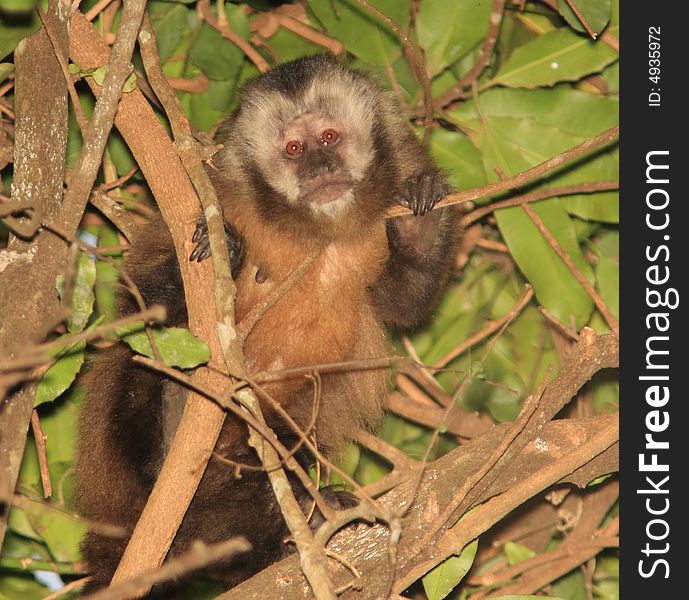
[285, 140, 304, 157]
[320, 129, 339, 145]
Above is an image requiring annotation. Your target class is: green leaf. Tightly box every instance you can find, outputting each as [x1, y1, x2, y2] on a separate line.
[561, 190, 618, 223]
[68, 254, 96, 333]
[496, 201, 594, 329]
[416, 0, 492, 77]
[588, 473, 613, 486]
[149, 2, 192, 64]
[189, 6, 248, 80]
[0, 0, 36, 14]
[595, 256, 619, 319]
[486, 383, 522, 423]
[0, 62, 14, 79]
[122, 72, 138, 93]
[552, 569, 587, 600]
[117, 323, 211, 369]
[307, 0, 410, 66]
[34, 341, 85, 407]
[490, 596, 565, 600]
[92, 224, 122, 324]
[6, 507, 41, 542]
[504, 541, 536, 565]
[87, 65, 137, 92]
[422, 539, 478, 600]
[0, 573, 50, 600]
[449, 86, 618, 137]
[429, 129, 487, 193]
[557, 0, 611, 35]
[21, 497, 86, 563]
[0, 10, 40, 61]
[258, 19, 323, 64]
[106, 129, 137, 176]
[489, 27, 618, 88]
[590, 368, 618, 413]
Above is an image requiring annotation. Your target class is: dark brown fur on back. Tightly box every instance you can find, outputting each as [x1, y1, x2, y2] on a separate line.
[76, 55, 460, 597]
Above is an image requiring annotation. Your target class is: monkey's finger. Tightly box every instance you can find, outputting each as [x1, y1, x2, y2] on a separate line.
[189, 241, 211, 262]
[407, 176, 421, 215]
[192, 222, 207, 243]
[396, 193, 411, 209]
[418, 174, 435, 216]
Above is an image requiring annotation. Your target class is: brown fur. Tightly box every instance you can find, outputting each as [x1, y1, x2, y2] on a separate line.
[76, 55, 460, 597]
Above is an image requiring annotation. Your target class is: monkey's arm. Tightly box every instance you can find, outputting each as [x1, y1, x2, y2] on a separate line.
[370, 173, 460, 330]
[118, 214, 245, 327]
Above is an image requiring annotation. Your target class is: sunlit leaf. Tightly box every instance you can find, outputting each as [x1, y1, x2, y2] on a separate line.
[416, 0, 492, 76]
[116, 322, 211, 369]
[68, 254, 96, 333]
[489, 27, 618, 88]
[557, 0, 611, 35]
[307, 0, 410, 65]
[34, 341, 85, 407]
[422, 539, 479, 600]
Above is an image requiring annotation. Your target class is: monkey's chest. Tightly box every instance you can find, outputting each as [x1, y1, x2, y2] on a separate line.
[236, 234, 388, 372]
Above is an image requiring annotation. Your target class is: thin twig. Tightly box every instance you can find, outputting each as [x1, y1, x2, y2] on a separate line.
[30, 410, 52, 498]
[42, 577, 91, 600]
[562, 0, 597, 38]
[476, 238, 509, 253]
[387, 126, 619, 218]
[436, 0, 506, 107]
[351, 0, 433, 136]
[88, 190, 138, 241]
[522, 203, 619, 336]
[198, 0, 269, 73]
[461, 181, 619, 226]
[37, 5, 90, 133]
[84, 539, 251, 600]
[539, 306, 580, 341]
[237, 250, 319, 343]
[275, 11, 344, 54]
[98, 165, 138, 191]
[0, 307, 165, 374]
[434, 285, 534, 368]
[84, 0, 116, 22]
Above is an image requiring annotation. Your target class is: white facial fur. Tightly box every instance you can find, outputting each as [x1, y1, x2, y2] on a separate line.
[233, 67, 379, 214]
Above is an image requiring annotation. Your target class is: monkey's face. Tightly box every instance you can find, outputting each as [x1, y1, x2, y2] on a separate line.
[235, 73, 378, 219]
[275, 112, 370, 216]
[249, 108, 374, 218]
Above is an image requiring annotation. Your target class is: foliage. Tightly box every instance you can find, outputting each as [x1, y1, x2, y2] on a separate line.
[0, 0, 618, 598]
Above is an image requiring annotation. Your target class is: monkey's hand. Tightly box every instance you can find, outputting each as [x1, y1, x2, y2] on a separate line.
[189, 216, 245, 276]
[397, 172, 452, 216]
[390, 172, 453, 255]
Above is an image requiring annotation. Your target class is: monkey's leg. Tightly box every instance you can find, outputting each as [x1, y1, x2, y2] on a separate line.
[77, 346, 167, 596]
[371, 173, 460, 329]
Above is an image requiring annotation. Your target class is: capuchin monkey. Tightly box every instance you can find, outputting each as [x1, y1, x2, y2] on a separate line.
[75, 55, 461, 597]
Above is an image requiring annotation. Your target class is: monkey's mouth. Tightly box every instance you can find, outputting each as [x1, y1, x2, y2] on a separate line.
[301, 179, 354, 206]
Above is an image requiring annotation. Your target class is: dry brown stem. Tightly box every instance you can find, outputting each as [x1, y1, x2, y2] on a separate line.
[387, 126, 619, 218]
[84, 539, 251, 600]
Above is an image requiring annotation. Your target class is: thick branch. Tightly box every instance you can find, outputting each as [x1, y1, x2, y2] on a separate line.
[68, 11, 234, 588]
[219, 414, 618, 600]
[0, 0, 70, 552]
